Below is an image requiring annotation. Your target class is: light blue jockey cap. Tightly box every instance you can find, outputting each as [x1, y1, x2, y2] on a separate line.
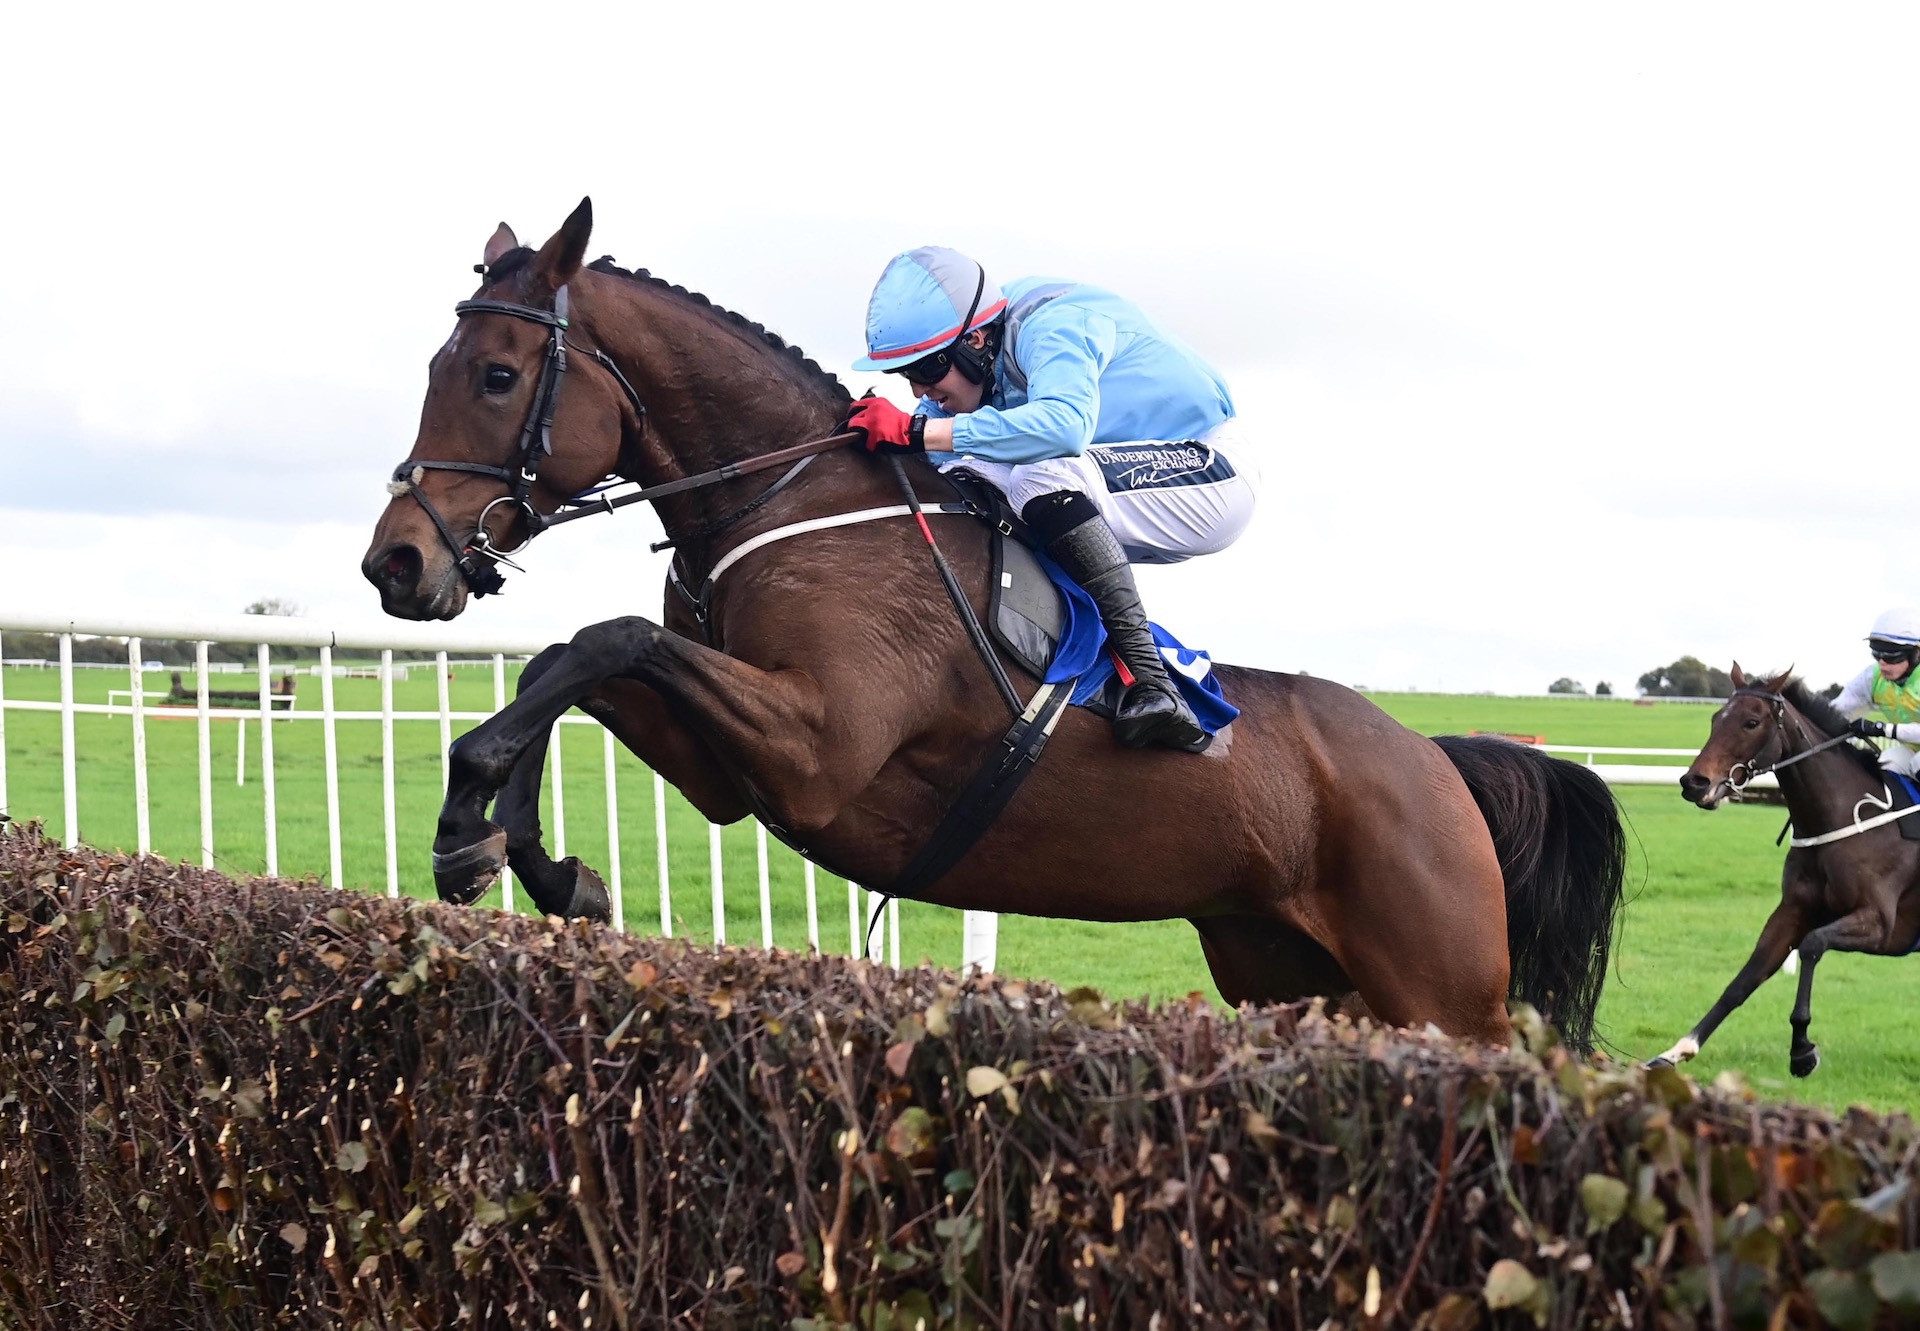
[852, 246, 1007, 372]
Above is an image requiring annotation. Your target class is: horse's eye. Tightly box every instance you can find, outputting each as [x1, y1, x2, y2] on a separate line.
[483, 365, 517, 394]
[1743, 718, 1760, 730]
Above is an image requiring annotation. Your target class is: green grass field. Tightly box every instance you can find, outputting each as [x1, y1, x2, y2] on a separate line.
[4, 666, 1916, 1115]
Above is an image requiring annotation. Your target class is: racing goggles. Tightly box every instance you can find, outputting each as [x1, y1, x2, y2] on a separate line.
[1869, 639, 1916, 663]
[893, 351, 955, 387]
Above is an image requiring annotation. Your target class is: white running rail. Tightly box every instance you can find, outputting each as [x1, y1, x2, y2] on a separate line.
[0, 610, 997, 973]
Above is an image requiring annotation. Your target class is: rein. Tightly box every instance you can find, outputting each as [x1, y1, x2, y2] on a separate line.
[1724, 688, 1854, 793]
[388, 282, 858, 596]
[1721, 687, 1920, 847]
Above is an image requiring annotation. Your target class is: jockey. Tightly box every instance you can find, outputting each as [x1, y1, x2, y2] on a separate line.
[1833, 607, 1920, 779]
[843, 246, 1257, 751]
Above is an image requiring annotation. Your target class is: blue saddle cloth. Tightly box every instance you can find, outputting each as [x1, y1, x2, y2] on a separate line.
[1032, 549, 1240, 735]
[1893, 772, 1920, 807]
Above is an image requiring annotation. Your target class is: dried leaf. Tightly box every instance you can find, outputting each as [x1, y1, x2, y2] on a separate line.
[280, 1222, 307, 1253]
[965, 1066, 1008, 1099]
[334, 1142, 369, 1174]
[885, 1041, 914, 1078]
[1579, 1173, 1629, 1229]
[775, 1251, 807, 1279]
[1483, 1259, 1538, 1309]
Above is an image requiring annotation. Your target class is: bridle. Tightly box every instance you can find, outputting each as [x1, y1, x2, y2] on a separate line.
[388, 285, 648, 596]
[1722, 688, 1854, 794]
[388, 282, 855, 598]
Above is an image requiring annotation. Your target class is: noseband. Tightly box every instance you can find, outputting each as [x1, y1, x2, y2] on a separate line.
[388, 285, 648, 597]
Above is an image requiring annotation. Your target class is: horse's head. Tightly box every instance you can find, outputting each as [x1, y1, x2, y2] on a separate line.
[1680, 662, 1794, 808]
[364, 198, 642, 620]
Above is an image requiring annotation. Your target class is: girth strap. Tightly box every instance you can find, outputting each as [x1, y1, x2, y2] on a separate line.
[880, 678, 1075, 898]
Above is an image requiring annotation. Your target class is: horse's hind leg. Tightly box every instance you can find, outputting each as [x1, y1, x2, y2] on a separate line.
[1192, 915, 1355, 1008]
[1301, 816, 1513, 1045]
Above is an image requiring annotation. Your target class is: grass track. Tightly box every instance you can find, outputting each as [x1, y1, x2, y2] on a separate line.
[4, 666, 1915, 1113]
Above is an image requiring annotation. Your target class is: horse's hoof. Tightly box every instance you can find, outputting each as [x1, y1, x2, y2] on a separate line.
[560, 857, 612, 924]
[432, 828, 508, 905]
[1790, 1044, 1821, 1079]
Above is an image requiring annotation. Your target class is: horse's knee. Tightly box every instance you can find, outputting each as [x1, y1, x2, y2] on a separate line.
[568, 615, 661, 667]
[514, 642, 570, 698]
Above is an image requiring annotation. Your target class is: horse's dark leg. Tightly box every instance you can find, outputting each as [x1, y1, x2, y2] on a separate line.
[435, 619, 781, 906]
[493, 678, 758, 920]
[1191, 915, 1354, 1008]
[1788, 907, 1890, 1077]
[1649, 898, 1811, 1069]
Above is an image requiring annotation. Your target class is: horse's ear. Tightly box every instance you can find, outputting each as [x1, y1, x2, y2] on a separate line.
[483, 223, 519, 267]
[1765, 666, 1794, 693]
[1730, 662, 1747, 689]
[530, 197, 593, 290]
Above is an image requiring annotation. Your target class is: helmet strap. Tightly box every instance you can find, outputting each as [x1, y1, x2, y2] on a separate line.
[941, 262, 996, 387]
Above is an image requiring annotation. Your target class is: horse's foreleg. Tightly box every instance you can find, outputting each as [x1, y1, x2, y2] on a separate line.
[1650, 898, 1810, 1069]
[1788, 907, 1891, 1078]
[436, 616, 852, 905]
[491, 677, 758, 919]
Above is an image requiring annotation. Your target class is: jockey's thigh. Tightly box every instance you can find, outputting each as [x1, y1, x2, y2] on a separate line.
[1881, 745, 1920, 779]
[962, 419, 1259, 566]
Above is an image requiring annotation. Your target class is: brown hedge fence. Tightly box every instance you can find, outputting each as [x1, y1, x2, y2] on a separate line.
[3, 820, 1920, 1330]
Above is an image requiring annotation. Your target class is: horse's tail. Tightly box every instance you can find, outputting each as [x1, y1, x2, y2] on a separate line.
[1432, 735, 1627, 1054]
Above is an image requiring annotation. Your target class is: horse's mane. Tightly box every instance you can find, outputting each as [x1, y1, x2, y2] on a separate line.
[1782, 677, 1886, 781]
[479, 247, 850, 408]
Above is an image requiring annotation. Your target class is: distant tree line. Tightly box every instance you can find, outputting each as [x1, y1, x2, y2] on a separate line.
[1550, 658, 1850, 700]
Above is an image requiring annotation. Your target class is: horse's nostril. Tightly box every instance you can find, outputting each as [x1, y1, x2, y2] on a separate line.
[385, 551, 409, 579]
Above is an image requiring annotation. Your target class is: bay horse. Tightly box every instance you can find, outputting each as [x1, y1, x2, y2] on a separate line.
[361, 200, 1627, 1050]
[1661, 665, 1920, 1075]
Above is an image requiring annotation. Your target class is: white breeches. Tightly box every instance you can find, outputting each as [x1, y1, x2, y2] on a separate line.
[935, 418, 1260, 565]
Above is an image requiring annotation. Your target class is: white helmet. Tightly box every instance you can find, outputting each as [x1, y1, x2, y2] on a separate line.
[1868, 607, 1920, 647]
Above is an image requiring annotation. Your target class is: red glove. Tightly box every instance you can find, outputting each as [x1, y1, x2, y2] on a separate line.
[844, 396, 921, 454]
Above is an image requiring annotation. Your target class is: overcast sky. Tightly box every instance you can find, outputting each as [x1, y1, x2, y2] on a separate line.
[4, 2, 1915, 693]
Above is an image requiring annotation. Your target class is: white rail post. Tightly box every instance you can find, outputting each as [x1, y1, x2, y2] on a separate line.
[127, 636, 149, 854]
[602, 728, 624, 931]
[889, 898, 901, 968]
[653, 773, 672, 937]
[492, 654, 514, 914]
[320, 645, 344, 889]
[804, 861, 819, 952]
[863, 888, 886, 962]
[256, 643, 278, 876]
[435, 650, 451, 793]
[0, 629, 8, 819]
[708, 823, 726, 943]
[847, 880, 861, 956]
[236, 717, 246, 787]
[195, 641, 213, 867]
[962, 912, 999, 974]
[59, 634, 77, 848]
[549, 721, 566, 861]
[756, 823, 773, 948]
[380, 649, 398, 897]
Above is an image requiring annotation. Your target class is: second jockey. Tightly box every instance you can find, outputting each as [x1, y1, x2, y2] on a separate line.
[843, 246, 1258, 752]
[1834, 607, 1920, 779]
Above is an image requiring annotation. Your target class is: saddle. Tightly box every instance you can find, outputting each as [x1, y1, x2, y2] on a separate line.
[947, 473, 1160, 724]
[959, 476, 1239, 730]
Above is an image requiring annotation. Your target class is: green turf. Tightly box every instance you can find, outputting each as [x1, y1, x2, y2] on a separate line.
[3, 665, 1913, 1114]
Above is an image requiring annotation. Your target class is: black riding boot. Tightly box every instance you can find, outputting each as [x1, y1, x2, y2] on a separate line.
[1026, 494, 1209, 752]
